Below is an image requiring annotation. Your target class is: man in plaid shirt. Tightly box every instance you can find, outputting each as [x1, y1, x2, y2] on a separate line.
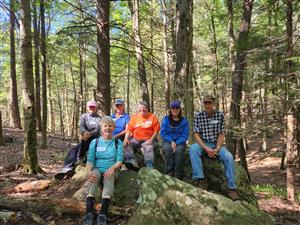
[189, 95, 239, 200]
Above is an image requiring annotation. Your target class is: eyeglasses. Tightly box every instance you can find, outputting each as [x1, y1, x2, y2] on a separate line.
[204, 101, 213, 105]
[115, 104, 123, 107]
[171, 107, 180, 110]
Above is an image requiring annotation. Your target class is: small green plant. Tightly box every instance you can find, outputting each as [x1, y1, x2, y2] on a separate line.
[253, 184, 300, 201]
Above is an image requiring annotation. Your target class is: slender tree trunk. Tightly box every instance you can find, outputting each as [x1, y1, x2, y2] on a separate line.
[96, 0, 110, 115]
[126, 47, 131, 114]
[174, 0, 193, 125]
[79, 34, 85, 115]
[0, 111, 4, 145]
[47, 69, 55, 132]
[55, 73, 64, 139]
[128, 0, 150, 107]
[40, 0, 47, 148]
[9, 0, 22, 129]
[162, 0, 171, 110]
[33, 0, 41, 131]
[227, 0, 253, 158]
[20, 0, 41, 174]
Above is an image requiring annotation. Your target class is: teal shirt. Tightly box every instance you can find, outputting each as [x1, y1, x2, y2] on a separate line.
[87, 137, 124, 173]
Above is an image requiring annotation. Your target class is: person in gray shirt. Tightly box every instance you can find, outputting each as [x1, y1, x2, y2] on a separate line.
[78, 100, 102, 161]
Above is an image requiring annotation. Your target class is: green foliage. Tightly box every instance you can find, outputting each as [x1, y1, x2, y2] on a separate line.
[253, 184, 300, 201]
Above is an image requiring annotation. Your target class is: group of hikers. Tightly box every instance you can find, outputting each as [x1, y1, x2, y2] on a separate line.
[54, 95, 239, 225]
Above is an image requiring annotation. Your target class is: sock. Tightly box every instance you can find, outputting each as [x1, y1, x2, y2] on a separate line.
[86, 197, 95, 214]
[100, 198, 110, 216]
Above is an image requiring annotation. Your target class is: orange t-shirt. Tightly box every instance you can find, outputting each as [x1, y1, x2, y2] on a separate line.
[127, 113, 160, 141]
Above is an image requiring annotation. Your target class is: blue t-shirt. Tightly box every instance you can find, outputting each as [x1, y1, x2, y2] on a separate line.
[111, 113, 130, 136]
[87, 137, 124, 173]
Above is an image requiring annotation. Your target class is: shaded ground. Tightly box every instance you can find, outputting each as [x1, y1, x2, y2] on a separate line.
[0, 127, 299, 225]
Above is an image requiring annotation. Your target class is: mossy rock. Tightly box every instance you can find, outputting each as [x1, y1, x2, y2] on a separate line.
[128, 168, 275, 225]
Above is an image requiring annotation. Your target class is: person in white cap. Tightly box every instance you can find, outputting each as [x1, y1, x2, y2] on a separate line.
[54, 100, 101, 180]
[78, 100, 102, 162]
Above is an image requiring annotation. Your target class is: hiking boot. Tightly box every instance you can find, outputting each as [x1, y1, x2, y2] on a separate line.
[198, 179, 208, 190]
[192, 179, 207, 190]
[125, 159, 139, 172]
[83, 212, 93, 225]
[96, 214, 107, 225]
[227, 189, 240, 201]
[192, 179, 200, 186]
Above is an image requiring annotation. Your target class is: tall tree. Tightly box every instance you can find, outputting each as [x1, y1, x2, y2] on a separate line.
[161, 0, 171, 109]
[227, 0, 253, 157]
[96, 0, 110, 115]
[174, 0, 194, 125]
[40, 0, 47, 148]
[226, 0, 253, 180]
[9, 0, 22, 129]
[128, 0, 150, 107]
[33, 0, 42, 131]
[285, 0, 297, 202]
[19, 0, 41, 174]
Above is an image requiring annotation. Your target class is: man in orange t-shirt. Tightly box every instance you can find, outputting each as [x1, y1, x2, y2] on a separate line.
[123, 101, 160, 170]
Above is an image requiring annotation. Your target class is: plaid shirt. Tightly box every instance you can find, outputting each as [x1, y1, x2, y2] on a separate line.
[193, 110, 225, 143]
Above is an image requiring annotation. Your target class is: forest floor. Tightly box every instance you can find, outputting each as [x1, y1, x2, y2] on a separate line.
[0, 127, 299, 225]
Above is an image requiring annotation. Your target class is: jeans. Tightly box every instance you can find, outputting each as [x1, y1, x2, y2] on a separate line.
[62, 143, 81, 172]
[124, 138, 157, 166]
[78, 135, 99, 160]
[162, 141, 186, 179]
[189, 142, 237, 189]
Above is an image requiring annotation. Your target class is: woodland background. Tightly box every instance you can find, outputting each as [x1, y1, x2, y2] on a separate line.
[0, 0, 299, 218]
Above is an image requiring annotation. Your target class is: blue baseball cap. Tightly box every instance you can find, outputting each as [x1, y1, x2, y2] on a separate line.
[170, 100, 181, 108]
[115, 99, 124, 105]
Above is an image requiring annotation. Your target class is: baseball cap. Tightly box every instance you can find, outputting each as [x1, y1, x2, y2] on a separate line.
[87, 100, 97, 107]
[170, 100, 181, 108]
[203, 95, 215, 102]
[115, 99, 124, 105]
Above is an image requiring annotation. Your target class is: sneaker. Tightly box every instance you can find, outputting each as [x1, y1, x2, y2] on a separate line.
[125, 159, 139, 172]
[54, 169, 74, 180]
[96, 214, 106, 225]
[227, 189, 240, 201]
[83, 212, 93, 225]
[145, 160, 154, 169]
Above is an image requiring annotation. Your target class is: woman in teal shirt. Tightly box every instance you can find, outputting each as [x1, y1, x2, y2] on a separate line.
[83, 116, 123, 225]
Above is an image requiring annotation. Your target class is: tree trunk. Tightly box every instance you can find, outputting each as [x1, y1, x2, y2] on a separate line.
[33, 0, 42, 131]
[286, 113, 297, 201]
[227, 0, 253, 158]
[162, 0, 171, 110]
[40, 0, 47, 148]
[128, 0, 150, 107]
[55, 74, 64, 139]
[0, 111, 4, 145]
[48, 69, 55, 132]
[9, 0, 22, 129]
[19, 0, 41, 174]
[127, 48, 131, 114]
[174, 0, 193, 125]
[79, 34, 85, 115]
[96, 0, 111, 115]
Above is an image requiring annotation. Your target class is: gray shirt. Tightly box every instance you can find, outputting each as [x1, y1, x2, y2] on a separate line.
[80, 112, 101, 136]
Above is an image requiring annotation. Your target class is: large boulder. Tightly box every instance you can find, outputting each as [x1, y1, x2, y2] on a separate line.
[153, 146, 257, 205]
[128, 168, 275, 225]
